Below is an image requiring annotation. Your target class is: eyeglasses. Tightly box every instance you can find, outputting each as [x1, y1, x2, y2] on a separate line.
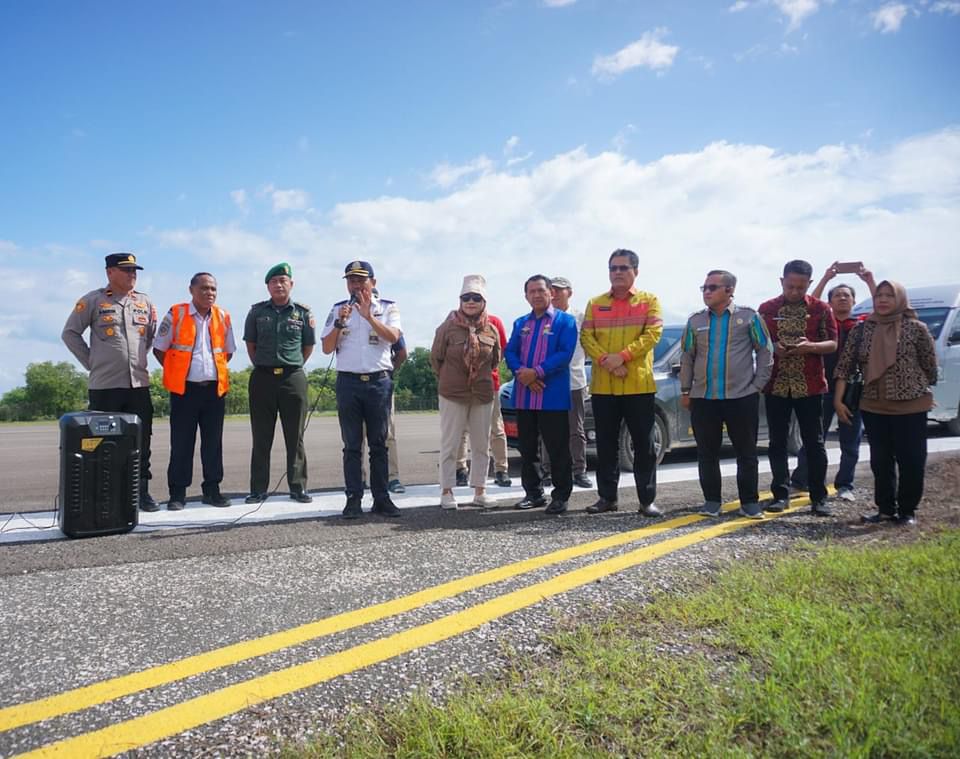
[608, 265, 634, 273]
[700, 284, 726, 293]
[460, 293, 484, 303]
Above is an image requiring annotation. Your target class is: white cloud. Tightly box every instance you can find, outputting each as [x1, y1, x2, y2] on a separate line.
[542, 0, 576, 6]
[259, 183, 311, 213]
[507, 152, 534, 167]
[503, 135, 521, 155]
[2, 128, 958, 395]
[592, 28, 679, 78]
[230, 189, 248, 212]
[427, 155, 494, 189]
[612, 124, 637, 152]
[773, 0, 822, 29]
[931, 1, 960, 13]
[872, 2, 909, 32]
[729, 1, 752, 11]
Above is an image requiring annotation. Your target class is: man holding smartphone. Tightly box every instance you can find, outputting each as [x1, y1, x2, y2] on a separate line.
[758, 260, 838, 515]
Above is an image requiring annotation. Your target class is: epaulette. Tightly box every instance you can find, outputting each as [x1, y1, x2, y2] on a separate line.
[333, 299, 349, 307]
[251, 299, 270, 308]
[379, 298, 395, 305]
[293, 301, 311, 311]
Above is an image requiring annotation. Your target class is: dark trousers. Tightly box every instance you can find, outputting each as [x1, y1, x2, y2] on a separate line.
[337, 372, 392, 500]
[861, 411, 928, 517]
[592, 393, 657, 506]
[517, 409, 572, 501]
[690, 393, 760, 506]
[792, 393, 862, 490]
[249, 367, 308, 495]
[167, 382, 225, 498]
[88, 387, 153, 490]
[540, 387, 588, 476]
[765, 394, 827, 503]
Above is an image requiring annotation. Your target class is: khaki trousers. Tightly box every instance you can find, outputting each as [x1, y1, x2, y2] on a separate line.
[440, 396, 494, 489]
[456, 390, 508, 474]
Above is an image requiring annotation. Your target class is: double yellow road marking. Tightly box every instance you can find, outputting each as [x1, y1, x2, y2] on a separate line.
[5, 496, 814, 758]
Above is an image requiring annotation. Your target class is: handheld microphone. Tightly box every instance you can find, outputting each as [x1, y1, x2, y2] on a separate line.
[348, 292, 359, 305]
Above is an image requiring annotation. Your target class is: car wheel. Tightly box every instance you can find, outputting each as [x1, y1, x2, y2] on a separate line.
[618, 413, 668, 471]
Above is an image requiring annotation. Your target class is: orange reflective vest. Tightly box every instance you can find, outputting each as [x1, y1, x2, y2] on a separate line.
[162, 304, 231, 397]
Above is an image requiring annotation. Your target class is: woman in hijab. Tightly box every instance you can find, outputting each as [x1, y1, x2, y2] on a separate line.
[431, 275, 502, 510]
[834, 280, 938, 525]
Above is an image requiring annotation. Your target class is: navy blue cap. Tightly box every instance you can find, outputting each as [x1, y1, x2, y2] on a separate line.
[343, 260, 374, 279]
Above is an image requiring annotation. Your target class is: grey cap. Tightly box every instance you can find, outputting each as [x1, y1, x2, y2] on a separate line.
[550, 276, 572, 289]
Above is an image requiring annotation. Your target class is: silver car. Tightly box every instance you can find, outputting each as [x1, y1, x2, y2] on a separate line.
[500, 324, 799, 469]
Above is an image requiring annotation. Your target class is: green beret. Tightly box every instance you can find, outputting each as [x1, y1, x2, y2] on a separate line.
[265, 262, 292, 283]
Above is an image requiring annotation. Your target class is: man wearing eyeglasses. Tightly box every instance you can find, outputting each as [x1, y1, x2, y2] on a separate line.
[679, 271, 773, 518]
[580, 249, 663, 516]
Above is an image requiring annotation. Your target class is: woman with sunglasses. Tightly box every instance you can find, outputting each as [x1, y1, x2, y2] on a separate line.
[430, 275, 502, 509]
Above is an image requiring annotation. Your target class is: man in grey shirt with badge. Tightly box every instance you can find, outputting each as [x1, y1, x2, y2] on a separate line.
[679, 269, 773, 519]
[62, 252, 160, 511]
[321, 260, 403, 519]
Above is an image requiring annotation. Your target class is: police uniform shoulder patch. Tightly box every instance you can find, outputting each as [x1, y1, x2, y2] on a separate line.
[158, 320, 171, 337]
[75, 300, 86, 312]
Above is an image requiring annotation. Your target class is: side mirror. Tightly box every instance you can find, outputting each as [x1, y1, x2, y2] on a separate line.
[949, 329, 960, 347]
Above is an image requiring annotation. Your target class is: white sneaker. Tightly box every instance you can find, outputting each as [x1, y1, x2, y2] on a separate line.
[472, 493, 496, 509]
[836, 488, 856, 502]
[440, 493, 458, 510]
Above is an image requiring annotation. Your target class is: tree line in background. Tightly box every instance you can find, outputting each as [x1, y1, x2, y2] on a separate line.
[0, 348, 513, 422]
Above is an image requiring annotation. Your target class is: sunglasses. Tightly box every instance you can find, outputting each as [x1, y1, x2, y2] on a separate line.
[608, 265, 634, 273]
[700, 284, 727, 293]
[460, 293, 484, 303]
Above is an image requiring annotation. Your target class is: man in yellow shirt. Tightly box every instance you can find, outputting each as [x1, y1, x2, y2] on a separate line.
[580, 249, 663, 516]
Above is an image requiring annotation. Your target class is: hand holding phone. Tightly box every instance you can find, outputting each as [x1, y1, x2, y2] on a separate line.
[834, 261, 863, 274]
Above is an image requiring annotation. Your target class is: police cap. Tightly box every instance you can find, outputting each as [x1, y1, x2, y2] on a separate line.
[265, 262, 292, 283]
[343, 260, 374, 279]
[105, 252, 143, 270]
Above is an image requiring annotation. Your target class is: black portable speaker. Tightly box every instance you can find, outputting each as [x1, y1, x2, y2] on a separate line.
[58, 411, 141, 538]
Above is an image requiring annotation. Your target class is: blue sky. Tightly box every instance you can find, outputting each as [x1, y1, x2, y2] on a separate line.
[1, 0, 958, 393]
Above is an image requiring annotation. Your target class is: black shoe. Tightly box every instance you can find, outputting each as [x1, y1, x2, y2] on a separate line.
[544, 499, 568, 515]
[541, 475, 553, 488]
[514, 494, 547, 510]
[861, 512, 896, 524]
[896, 514, 917, 526]
[202, 491, 231, 508]
[373, 497, 402, 517]
[811, 500, 833, 517]
[573, 473, 593, 488]
[342, 496, 363, 519]
[494, 471, 512, 487]
[639, 502, 663, 517]
[166, 498, 185, 511]
[586, 498, 618, 514]
[290, 489, 313, 504]
[245, 492, 268, 504]
[455, 468, 469, 487]
[140, 492, 160, 512]
[388, 479, 406, 494]
[764, 498, 788, 513]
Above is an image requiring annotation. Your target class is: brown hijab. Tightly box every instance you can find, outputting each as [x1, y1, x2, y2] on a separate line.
[865, 280, 917, 385]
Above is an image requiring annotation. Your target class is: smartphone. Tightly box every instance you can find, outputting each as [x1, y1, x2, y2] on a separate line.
[834, 261, 863, 274]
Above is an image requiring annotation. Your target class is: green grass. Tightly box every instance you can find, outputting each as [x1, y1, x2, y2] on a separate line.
[289, 531, 960, 758]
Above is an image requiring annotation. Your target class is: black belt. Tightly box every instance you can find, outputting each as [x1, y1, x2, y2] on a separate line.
[338, 370, 389, 382]
[186, 380, 216, 387]
[256, 365, 302, 376]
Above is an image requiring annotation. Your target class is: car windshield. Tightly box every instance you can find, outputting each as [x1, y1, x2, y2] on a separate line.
[653, 326, 684, 365]
[915, 308, 951, 339]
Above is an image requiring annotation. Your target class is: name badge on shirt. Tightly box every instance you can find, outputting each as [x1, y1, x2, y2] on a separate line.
[368, 331, 380, 345]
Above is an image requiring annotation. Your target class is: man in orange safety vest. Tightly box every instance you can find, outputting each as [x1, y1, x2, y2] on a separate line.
[154, 272, 237, 511]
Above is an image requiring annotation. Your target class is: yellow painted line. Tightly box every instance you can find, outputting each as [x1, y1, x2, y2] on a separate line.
[16, 497, 813, 758]
[1, 509, 719, 733]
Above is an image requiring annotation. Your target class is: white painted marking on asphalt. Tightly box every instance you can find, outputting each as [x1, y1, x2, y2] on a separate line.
[3, 438, 959, 545]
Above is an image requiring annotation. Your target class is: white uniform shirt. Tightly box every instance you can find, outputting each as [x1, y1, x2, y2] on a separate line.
[153, 303, 237, 382]
[568, 308, 587, 391]
[320, 295, 402, 373]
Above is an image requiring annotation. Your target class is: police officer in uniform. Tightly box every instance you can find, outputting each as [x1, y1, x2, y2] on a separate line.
[62, 252, 160, 511]
[321, 261, 402, 519]
[243, 262, 316, 504]
[153, 272, 237, 510]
